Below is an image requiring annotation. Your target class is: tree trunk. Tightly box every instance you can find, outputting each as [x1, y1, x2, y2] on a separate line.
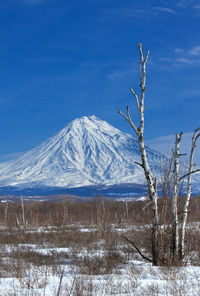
[179, 128, 200, 260]
[171, 132, 182, 261]
[118, 43, 160, 265]
[138, 134, 159, 265]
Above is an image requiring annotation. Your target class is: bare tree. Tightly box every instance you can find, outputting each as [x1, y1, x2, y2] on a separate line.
[179, 128, 200, 260]
[118, 43, 160, 266]
[118, 44, 200, 266]
[160, 130, 200, 263]
[171, 132, 182, 261]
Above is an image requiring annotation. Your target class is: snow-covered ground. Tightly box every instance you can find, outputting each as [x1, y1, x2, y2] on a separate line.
[2, 260, 200, 295]
[0, 224, 199, 296]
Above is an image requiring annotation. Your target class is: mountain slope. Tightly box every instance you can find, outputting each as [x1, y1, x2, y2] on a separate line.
[0, 115, 165, 188]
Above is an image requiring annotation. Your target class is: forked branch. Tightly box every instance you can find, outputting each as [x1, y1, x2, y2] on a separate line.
[118, 107, 139, 135]
[130, 88, 140, 110]
[138, 43, 149, 64]
[118, 44, 159, 266]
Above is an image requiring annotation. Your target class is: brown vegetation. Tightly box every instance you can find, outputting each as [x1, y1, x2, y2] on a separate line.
[0, 196, 199, 265]
[0, 196, 199, 294]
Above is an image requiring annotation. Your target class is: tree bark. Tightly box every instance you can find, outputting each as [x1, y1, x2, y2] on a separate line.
[179, 128, 200, 259]
[118, 43, 159, 265]
[171, 132, 182, 261]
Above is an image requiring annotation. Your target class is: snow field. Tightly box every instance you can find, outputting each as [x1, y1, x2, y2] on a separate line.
[0, 223, 199, 295]
[0, 198, 199, 295]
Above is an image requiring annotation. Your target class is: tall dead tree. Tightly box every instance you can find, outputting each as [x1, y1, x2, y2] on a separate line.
[179, 128, 200, 259]
[171, 132, 182, 261]
[119, 44, 200, 266]
[118, 43, 160, 266]
[170, 129, 200, 262]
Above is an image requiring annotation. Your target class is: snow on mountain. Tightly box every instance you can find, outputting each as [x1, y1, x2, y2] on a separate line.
[0, 115, 165, 188]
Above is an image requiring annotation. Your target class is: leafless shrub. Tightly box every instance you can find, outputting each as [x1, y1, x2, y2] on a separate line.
[73, 249, 125, 276]
[158, 266, 192, 296]
[0, 197, 198, 295]
[190, 269, 200, 296]
[143, 283, 160, 296]
[73, 276, 94, 296]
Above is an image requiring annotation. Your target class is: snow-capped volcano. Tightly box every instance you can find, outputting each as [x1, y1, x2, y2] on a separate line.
[0, 115, 164, 188]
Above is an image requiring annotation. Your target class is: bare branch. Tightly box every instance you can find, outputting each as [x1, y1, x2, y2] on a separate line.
[193, 128, 200, 145]
[134, 161, 144, 169]
[139, 63, 142, 83]
[118, 108, 129, 121]
[178, 169, 200, 182]
[138, 43, 144, 62]
[177, 131, 183, 143]
[118, 108, 139, 135]
[142, 201, 152, 211]
[130, 88, 140, 110]
[119, 44, 159, 266]
[126, 106, 139, 133]
[122, 235, 152, 263]
[126, 106, 132, 122]
[194, 126, 200, 134]
[144, 49, 150, 64]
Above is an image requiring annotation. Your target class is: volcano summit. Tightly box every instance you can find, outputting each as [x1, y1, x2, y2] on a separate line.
[0, 115, 164, 188]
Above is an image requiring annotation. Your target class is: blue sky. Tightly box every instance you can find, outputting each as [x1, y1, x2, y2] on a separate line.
[0, 0, 200, 160]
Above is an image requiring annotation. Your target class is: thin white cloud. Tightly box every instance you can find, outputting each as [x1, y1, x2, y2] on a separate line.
[107, 63, 137, 81]
[176, 57, 192, 64]
[174, 48, 184, 54]
[107, 68, 137, 80]
[193, 4, 200, 9]
[176, 0, 198, 9]
[154, 7, 176, 14]
[188, 45, 200, 56]
[175, 45, 200, 64]
[107, 71, 127, 80]
[174, 45, 200, 57]
[97, 3, 178, 22]
[146, 132, 200, 165]
[158, 45, 200, 67]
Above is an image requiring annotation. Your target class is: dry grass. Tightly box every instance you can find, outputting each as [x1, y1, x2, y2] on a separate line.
[0, 196, 198, 294]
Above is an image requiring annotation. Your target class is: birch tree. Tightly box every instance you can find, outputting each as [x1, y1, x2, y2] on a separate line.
[179, 128, 200, 260]
[118, 43, 200, 266]
[170, 129, 200, 262]
[171, 132, 182, 261]
[118, 43, 160, 266]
